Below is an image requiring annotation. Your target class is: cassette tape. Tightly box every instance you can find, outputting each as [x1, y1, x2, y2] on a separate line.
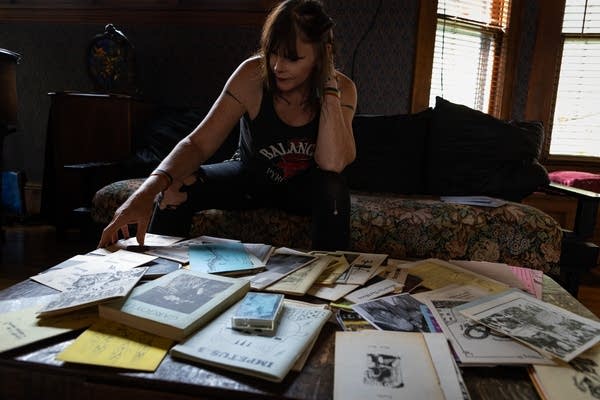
[232, 292, 284, 332]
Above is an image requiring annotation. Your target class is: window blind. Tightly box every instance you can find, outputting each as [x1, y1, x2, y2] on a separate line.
[429, 0, 510, 113]
[550, 0, 600, 158]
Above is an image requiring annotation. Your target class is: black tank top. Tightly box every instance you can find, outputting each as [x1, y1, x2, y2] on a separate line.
[238, 89, 319, 184]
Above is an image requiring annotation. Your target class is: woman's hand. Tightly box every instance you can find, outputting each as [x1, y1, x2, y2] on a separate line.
[97, 189, 157, 248]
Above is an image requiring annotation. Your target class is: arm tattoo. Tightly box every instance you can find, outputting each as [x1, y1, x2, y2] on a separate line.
[225, 89, 243, 105]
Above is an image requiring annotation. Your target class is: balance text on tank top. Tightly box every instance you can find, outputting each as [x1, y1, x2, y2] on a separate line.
[239, 92, 319, 184]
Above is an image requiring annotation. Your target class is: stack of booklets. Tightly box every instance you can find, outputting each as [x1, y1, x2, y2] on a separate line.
[99, 269, 251, 341]
[34, 250, 154, 317]
[9, 233, 600, 398]
[170, 300, 331, 382]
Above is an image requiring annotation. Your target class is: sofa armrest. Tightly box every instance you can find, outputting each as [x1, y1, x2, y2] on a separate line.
[539, 182, 600, 240]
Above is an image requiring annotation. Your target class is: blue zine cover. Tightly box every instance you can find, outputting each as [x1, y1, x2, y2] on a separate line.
[189, 241, 255, 274]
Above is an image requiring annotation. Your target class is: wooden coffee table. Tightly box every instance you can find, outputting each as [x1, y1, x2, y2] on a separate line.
[0, 272, 596, 400]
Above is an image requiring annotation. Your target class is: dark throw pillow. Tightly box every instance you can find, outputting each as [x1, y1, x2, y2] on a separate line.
[124, 108, 240, 177]
[426, 97, 548, 201]
[344, 108, 432, 194]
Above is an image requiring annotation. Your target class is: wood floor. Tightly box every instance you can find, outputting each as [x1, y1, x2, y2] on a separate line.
[1, 223, 599, 317]
[0, 224, 98, 289]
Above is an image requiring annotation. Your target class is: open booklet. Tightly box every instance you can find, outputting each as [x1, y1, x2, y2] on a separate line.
[414, 285, 552, 366]
[529, 343, 600, 400]
[334, 331, 468, 400]
[456, 289, 600, 362]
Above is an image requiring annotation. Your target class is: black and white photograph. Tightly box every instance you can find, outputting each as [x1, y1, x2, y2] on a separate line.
[422, 298, 550, 365]
[133, 274, 233, 314]
[250, 253, 317, 290]
[352, 293, 430, 332]
[457, 289, 600, 362]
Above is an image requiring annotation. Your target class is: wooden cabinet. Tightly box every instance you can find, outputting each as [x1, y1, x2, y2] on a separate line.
[41, 91, 155, 231]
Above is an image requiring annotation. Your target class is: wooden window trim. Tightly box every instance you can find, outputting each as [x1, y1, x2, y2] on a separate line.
[498, 0, 523, 119]
[524, 0, 565, 124]
[411, 0, 437, 113]
[412, 0, 518, 117]
[526, 0, 600, 170]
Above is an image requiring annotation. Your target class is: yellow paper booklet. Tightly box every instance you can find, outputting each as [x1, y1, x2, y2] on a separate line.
[266, 255, 335, 295]
[405, 258, 509, 293]
[0, 304, 97, 353]
[57, 319, 173, 371]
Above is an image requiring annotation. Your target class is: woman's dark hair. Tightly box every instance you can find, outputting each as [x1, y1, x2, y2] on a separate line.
[259, 0, 334, 112]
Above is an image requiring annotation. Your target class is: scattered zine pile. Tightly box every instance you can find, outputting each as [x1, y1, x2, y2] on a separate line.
[1, 233, 599, 400]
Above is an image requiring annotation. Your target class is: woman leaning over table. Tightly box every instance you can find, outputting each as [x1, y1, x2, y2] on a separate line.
[98, 0, 357, 251]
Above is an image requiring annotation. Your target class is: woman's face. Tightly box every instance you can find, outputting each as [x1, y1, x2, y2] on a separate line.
[269, 37, 317, 93]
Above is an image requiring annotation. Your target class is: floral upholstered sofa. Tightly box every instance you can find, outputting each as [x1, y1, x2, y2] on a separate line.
[91, 97, 562, 275]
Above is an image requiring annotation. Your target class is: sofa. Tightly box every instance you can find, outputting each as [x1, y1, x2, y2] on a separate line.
[91, 97, 563, 275]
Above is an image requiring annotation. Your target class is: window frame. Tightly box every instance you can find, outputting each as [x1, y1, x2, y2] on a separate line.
[412, 0, 521, 117]
[524, 0, 600, 170]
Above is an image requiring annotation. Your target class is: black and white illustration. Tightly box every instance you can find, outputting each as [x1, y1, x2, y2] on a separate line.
[424, 298, 549, 365]
[570, 356, 600, 398]
[364, 353, 404, 388]
[531, 334, 600, 399]
[478, 301, 600, 360]
[334, 331, 463, 400]
[133, 274, 233, 314]
[38, 267, 147, 316]
[352, 293, 429, 332]
[335, 252, 387, 285]
[457, 289, 600, 362]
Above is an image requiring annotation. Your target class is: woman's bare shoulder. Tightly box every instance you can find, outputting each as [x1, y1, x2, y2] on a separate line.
[335, 70, 356, 93]
[230, 56, 263, 86]
[227, 56, 264, 109]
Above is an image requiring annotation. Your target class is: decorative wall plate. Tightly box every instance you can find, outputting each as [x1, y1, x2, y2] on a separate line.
[87, 24, 136, 93]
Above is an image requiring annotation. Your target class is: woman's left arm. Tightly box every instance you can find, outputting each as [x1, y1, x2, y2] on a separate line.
[314, 71, 358, 172]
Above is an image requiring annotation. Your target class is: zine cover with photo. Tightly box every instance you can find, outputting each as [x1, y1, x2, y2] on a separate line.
[352, 293, 430, 332]
[132, 273, 234, 314]
[456, 289, 600, 362]
[99, 269, 250, 341]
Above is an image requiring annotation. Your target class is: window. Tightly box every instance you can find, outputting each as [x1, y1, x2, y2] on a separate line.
[429, 0, 510, 114]
[550, 0, 600, 158]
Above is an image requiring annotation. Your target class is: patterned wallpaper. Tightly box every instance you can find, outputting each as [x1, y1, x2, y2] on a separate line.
[1, 0, 536, 184]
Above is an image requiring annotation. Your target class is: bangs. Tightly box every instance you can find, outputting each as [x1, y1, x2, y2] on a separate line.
[265, 20, 301, 60]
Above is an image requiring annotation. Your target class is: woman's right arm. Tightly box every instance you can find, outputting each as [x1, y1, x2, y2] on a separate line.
[97, 57, 262, 248]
